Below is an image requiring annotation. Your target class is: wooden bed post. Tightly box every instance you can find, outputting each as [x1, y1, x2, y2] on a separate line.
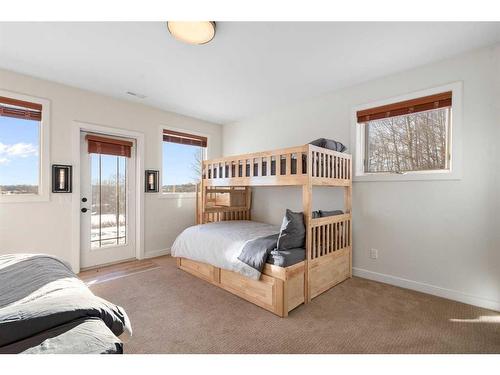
[199, 162, 206, 224]
[344, 159, 353, 278]
[303, 145, 313, 303]
[246, 186, 252, 220]
[302, 184, 312, 303]
[196, 183, 200, 224]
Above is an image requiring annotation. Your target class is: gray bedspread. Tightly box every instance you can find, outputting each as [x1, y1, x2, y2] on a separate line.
[0, 254, 131, 353]
[0, 317, 123, 354]
[237, 233, 280, 274]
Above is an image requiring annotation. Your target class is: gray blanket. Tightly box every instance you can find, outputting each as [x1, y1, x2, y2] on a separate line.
[237, 233, 279, 274]
[0, 254, 131, 352]
[0, 317, 123, 354]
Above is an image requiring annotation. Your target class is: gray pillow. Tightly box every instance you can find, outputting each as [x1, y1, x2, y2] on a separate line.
[319, 209, 344, 217]
[277, 209, 305, 250]
[309, 138, 347, 152]
[267, 248, 306, 267]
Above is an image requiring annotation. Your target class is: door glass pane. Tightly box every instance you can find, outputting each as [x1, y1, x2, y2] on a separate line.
[90, 153, 127, 249]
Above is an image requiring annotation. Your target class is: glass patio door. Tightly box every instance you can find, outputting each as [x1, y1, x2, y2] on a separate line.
[80, 132, 136, 269]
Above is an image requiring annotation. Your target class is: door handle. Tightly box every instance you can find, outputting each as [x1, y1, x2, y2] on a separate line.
[81, 208, 88, 213]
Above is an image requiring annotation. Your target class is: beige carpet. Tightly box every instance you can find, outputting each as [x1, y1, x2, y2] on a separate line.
[89, 256, 500, 354]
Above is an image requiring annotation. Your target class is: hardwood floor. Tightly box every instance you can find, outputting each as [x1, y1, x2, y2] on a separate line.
[78, 257, 163, 285]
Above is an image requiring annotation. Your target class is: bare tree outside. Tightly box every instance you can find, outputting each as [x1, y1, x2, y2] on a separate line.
[162, 145, 203, 193]
[90, 154, 127, 248]
[190, 147, 203, 182]
[365, 107, 450, 173]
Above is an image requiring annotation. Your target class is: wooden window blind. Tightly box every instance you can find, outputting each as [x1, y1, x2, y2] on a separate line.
[357, 91, 452, 123]
[86, 134, 133, 158]
[163, 129, 207, 147]
[0, 96, 42, 121]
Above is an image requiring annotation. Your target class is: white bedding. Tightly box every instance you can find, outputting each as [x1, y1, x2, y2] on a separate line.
[171, 220, 280, 279]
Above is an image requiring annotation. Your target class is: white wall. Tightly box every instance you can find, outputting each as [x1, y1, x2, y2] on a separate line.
[0, 69, 222, 268]
[224, 44, 500, 311]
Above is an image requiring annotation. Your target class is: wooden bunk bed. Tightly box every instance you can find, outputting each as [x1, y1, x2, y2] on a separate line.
[175, 144, 352, 317]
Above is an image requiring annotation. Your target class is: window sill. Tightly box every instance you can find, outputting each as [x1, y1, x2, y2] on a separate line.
[158, 192, 197, 199]
[354, 170, 461, 182]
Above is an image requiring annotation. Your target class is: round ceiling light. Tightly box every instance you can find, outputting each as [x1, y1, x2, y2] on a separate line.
[167, 21, 216, 45]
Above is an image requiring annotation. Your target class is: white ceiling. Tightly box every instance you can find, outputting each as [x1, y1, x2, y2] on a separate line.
[0, 22, 499, 124]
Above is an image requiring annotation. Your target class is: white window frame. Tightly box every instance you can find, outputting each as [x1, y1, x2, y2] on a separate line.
[158, 125, 208, 200]
[351, 82, 463, 182]
[0, 90, 50, 203]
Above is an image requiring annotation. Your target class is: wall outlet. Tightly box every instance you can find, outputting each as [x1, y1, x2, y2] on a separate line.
[369, 248, 378, 259]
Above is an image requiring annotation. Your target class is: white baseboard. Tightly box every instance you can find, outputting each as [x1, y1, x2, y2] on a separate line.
[143, 248, 171, 259]
[353, 267, 500, 312]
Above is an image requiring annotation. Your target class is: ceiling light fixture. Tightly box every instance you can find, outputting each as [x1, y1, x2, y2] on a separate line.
[167, 21, 216, 45]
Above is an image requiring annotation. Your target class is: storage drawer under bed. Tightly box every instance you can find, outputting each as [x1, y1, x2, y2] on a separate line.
[220, 269, 278, 311]
[176, 257, 305, 317]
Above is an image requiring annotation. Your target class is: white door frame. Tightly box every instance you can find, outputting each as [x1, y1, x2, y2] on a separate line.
[71, 121, 145, 273]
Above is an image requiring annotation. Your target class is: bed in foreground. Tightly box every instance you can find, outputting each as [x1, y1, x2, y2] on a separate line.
[0, 254, 131, 354]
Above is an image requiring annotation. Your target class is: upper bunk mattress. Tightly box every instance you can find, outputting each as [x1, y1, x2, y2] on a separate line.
[171, 220, 280, 279]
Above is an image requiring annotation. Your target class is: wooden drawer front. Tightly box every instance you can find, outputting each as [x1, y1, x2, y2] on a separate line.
[310, 248, 350, 299]
[220, 269, 276, 310]
[179, 258, 217, 283]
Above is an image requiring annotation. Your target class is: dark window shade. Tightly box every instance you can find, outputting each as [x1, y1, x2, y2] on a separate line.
[357, 91, 452, 123]
[163, 129, 207, 147]
[0, 96, 42, 121]
[86, 134, 133, 158]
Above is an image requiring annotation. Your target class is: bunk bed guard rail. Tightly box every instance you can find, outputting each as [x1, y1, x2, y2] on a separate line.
[202, 144, 351, 186]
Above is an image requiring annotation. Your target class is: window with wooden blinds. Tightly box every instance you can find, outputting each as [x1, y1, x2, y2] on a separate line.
[0, 96, 43, 121]
[86, 134, 133, 158]
[356, 91, 452, 123]
[163, 129, 207, 148]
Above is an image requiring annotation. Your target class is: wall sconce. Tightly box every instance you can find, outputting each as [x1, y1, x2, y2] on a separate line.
[145, 170, 159, 193]
[52, 164, 72, 193]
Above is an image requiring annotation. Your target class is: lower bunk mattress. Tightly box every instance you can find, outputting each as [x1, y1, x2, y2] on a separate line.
[171, 220, 305, 279]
